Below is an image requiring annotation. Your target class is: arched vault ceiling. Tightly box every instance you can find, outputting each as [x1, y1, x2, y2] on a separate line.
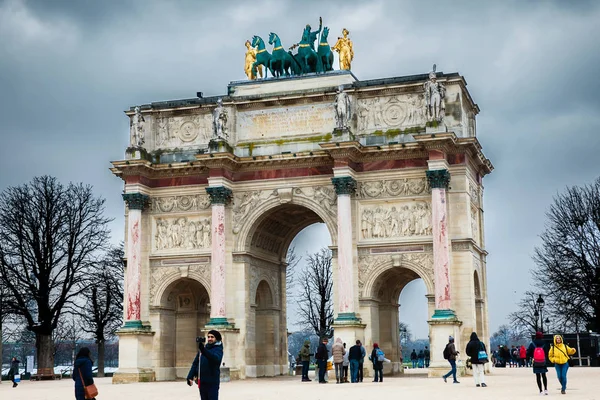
[250, 204, 323, 257]
[372, 267, 420, 304]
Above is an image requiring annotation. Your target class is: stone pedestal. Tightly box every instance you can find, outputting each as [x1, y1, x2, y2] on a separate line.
[427, 318, 462, 378]
[425, 121, 447, 134]
[332, 127, 355, 142]
[208, 139, 233, 154]
[112, 328, 156, 383]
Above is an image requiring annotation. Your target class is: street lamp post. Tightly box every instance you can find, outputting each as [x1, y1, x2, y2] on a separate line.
[536, 294, 545, 333]
[534, 310, 539, 332]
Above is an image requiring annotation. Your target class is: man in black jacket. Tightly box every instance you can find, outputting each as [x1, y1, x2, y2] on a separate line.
[466, 332, 488, 387]
[315, 337, 329, 383]
[187, 330, 224, 400]
[348, 340, 363, 383]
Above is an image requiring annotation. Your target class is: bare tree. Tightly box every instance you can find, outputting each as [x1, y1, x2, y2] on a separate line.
[508, 291, 541, 335]
[74, 244, 124, 376]
[296, 248, 334, 338]
[285, 246, 300, 327]
[532, 177, 600, 332]
[0, 176, 111, 370]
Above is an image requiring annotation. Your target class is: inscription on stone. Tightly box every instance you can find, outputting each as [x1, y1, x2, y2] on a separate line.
[236, 104, 335, 140]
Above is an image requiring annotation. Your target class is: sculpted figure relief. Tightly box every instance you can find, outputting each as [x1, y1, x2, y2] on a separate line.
[212, 98, 228, 139]
[244, 40, 263, 80]
[334, 85, 352, 129]
[155, 217, 212, 251]
[233, 190, 271, 234]
[151, 195, 211, 213]
[332, 28, 354, 70]
[361, 202, 432, 239]
[130, 106, 145, 147]
[423, 64, 446, 122]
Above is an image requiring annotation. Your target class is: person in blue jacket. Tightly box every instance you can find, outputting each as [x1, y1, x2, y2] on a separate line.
[187, 330, 224, 400]
[73, 347, 95, 400]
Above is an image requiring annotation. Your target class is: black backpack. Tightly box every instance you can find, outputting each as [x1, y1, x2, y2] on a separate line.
[443, 344, 451, 360]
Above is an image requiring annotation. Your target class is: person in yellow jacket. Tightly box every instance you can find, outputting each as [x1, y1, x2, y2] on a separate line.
[548, 335, 576, 394]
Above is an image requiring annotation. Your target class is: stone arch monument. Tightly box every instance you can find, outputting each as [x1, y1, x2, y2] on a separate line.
[111, 68, 493, 382]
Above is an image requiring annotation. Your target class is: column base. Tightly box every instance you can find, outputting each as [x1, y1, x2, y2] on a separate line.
[113, 327, 155, 384]
[431, 309, 458, 320]
[205, 317, 235, 329]
[334, 312, 362, 324]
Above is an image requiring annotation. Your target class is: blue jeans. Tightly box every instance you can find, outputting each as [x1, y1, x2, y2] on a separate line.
[301, 361, 309, 379]
[412, 360, 417, 368]
[350, 359, 359, 382]
[555, 363, 569, 391]
[443, 359, 457, 382]
[318, 360, 327, 382]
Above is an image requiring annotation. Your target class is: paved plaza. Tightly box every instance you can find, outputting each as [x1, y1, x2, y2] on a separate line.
[1, 367, 598, 400]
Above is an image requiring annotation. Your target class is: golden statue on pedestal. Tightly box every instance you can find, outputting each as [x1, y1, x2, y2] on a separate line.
[244, 40, 263, 80]
[332, 28, 354, 70]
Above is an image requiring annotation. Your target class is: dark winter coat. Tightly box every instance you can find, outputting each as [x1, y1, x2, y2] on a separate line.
[446, 342, 458, 361]
[466, 332, 488, 365]
[299, 340, 311, 362]
[349, 344, 362, 361]
[527, 339, 549, 374]
[315, 342, 329, 361]
[8, 358, 20, 378]
[370, 348, 383, 370]
[410, 350, 417, 360]
[187, 341, 224, 385]
[73, 356, 94, 400]
[424, 349, 430, 360]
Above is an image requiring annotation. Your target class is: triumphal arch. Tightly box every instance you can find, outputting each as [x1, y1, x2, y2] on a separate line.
[110, 26, 492, 382]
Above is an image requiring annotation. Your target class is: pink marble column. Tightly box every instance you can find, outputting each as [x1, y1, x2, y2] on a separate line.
[332, 176, 360, 322]
[205, 186, 232, 326]
[426, 169, 455, 318]
[122, 193, 149, 329]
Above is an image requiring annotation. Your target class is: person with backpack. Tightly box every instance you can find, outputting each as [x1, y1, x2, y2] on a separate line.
[442, 336, 460, 384]
[548, 334, 576, 395]
[527, 331, 549, 395]
[8, 357, 21, 388]
[465, 332, 488, 387]
[369, 343, 384, 382]
[424, 346, 431, 368]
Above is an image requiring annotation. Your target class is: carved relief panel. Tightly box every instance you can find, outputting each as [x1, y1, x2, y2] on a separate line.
[152, 216, 211, 254]
[359, 201, 432, 240]
[153, 113, 212, 150]
[356, 94, 427, 133]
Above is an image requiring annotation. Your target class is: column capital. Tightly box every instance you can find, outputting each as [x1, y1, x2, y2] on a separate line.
[426, 169, 451, 189]
[122, 193, 150, 210]
[331, 176, 357, 195]
[206, 186, 233, 205]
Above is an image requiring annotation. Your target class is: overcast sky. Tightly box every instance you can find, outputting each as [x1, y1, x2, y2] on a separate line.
[1, 0, 599, 339]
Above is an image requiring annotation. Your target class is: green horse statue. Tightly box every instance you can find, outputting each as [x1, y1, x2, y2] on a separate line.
[268, 32, 300, 77]
[317, 27, 334, 72]
[251, 35, 273, 78]
[296, 26, 322, 74]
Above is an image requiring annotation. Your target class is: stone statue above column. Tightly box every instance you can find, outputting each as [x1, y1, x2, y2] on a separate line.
[334, 85, 352, 130]
[423, 64, 446, 122]
[212, 98, 228, 140]
[130, 106, 146, 148]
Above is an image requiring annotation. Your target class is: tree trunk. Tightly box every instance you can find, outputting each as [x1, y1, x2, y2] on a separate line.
[36, 333, 55, 370]
[97, 341, 105, 377]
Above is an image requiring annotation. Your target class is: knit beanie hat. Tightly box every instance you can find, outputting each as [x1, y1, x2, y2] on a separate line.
[208, 330, 222, 342]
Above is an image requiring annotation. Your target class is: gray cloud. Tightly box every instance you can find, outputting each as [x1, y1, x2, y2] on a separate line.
[1, 0, 599, 336]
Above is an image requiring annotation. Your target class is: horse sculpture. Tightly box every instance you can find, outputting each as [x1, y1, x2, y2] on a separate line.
[268, 32, 300, 77]
[317, 27, 334, 72]
[295, 26, 322, 74]
[251, 35, 273, 79]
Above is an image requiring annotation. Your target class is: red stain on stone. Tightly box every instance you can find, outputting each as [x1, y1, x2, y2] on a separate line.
[218, 223, 224, 235]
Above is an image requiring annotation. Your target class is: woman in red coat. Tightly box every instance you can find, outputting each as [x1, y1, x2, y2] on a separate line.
[519, 345, 527, 367]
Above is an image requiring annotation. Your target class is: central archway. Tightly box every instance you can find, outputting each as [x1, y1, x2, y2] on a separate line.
[240, 201, 334, 378]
